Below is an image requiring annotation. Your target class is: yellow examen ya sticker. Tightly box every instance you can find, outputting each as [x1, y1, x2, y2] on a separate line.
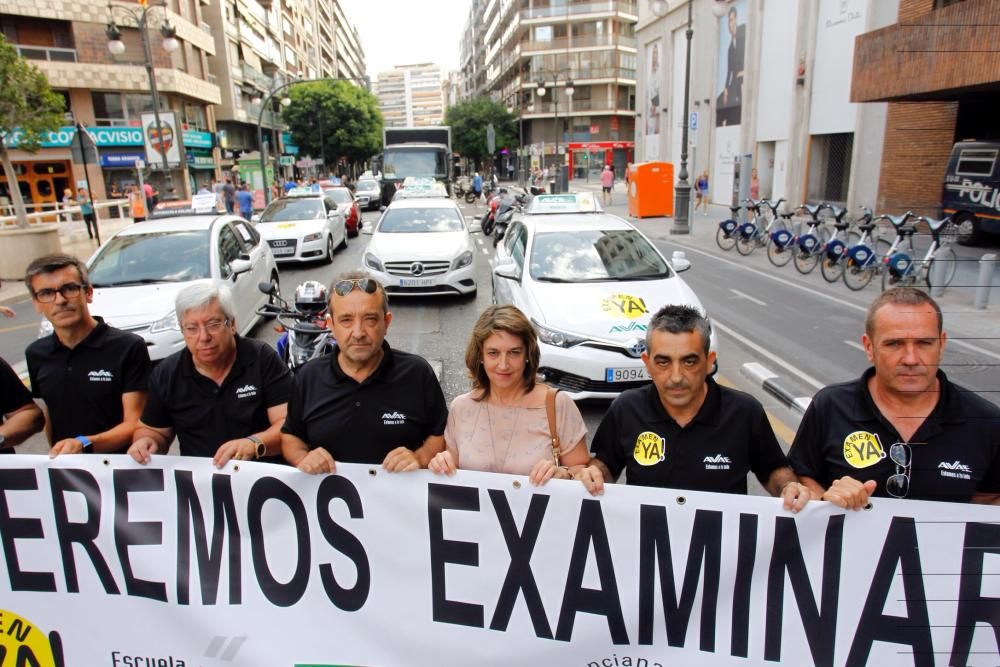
[843, 431, 886, 469]
[277, 223, 297, 229]
[601, 294, 649, 320]
[633, 431, 666, 466]
[0, 609, 60, 666]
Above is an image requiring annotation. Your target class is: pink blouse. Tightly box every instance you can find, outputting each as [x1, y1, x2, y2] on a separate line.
[444, 390, 588, 475]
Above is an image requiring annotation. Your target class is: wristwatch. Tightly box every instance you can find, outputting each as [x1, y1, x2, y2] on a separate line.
[247, 435, 266, 460]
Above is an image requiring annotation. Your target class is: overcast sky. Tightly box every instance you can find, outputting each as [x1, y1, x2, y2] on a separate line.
[341, 0, 468, 81]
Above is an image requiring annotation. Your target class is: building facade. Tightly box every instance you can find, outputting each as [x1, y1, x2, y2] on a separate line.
[470, 0, 638, 179]
[851, 0, 999, 229]
[637, 0, 896, 211]
[0, 0, 221, 207]
[374, 63, 445, 127]
[203, 0, 367, 190]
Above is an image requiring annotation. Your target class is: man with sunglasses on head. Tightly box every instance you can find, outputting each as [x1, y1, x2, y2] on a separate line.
[127, 282, 292, 467]
[789, 287, 1000, 508]
[24, 254, 151, 456]
[282, 270, 448, 474]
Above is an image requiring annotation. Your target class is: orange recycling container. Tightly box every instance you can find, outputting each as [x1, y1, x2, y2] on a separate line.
[627, 161, 674, 218]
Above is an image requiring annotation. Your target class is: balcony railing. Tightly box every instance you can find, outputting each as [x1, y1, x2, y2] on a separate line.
[522, 34, 634, 52]
[522, 1, 637, 20]
[242, 62, 273, 90]
[13, 44, 77, 63]
[527, 98, 635, 114]
[525, 67, 637, 83]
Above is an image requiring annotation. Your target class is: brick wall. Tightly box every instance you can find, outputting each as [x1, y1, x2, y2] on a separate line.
[877, 101, 957, 215]
[898, 0, 935, 22]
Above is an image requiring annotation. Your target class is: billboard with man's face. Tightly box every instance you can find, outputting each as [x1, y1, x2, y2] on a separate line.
[644, 40, 661, 159]
[716, 0, 747, 127]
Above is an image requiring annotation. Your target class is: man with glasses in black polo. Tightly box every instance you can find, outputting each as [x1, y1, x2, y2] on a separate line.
[789, 287, 1000, 507]
[282, 270, 448, 474]
[127, 282, 292, 467]
[24, 254, 151, 456]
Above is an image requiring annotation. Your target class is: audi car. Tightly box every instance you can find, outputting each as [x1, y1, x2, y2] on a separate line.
[362, 197, 476, 297]
[254, 191, 347, 263]
[490, 192, 717, 400]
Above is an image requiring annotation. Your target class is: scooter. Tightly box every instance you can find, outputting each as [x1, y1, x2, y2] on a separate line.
[492, 192, 528, 246]
[256, 282, 334, 373]
[480, 188, 506, 236]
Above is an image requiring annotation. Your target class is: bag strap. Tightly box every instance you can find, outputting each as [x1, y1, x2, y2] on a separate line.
[545, 387, 561, 466]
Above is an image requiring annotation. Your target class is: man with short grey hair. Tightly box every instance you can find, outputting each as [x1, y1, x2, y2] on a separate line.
[575, 304, 810, 511]
[128, 282, 292, 466]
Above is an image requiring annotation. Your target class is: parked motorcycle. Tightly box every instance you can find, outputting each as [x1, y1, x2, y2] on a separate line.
[256, 280, 335, 373]
[492, 191, 528, 247]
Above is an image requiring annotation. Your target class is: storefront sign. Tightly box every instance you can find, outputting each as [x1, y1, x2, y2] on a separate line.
[182, 129, 213, 149]
[279, 155, 295, 166]
[186, 154, 216, 168]
[99, 151, 146, 168]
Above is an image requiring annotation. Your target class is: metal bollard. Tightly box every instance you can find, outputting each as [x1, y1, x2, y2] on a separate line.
[974, 253, 996, 310]
[930, 251, 948, 298]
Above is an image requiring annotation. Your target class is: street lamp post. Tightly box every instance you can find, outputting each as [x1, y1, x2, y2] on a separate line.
[507, 100, 524, 185]
[106, 0, 181, 200]
[535, 70, 574, 193]
[257, 77, 366, 204]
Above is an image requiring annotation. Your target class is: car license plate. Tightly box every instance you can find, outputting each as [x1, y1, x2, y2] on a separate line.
[606, 367, 650, 383]
[270, 246, 295, 256]
[400, 277, 435, 287]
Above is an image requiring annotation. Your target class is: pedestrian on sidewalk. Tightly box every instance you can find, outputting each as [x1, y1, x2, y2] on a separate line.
[600, 164, 615, 206]
[750, 167, 760, 201]
[61, 189, 75, 223]
[695, 169, 710, 215]
[236, 183, 253, 220]
[222, 178, 236, 214]
[128, 185, 146, 223]
[77, 187, 97, 240]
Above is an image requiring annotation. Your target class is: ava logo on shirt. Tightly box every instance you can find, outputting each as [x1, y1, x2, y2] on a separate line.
[382, 411, 406, 425]
[938, 460, 972, 480]
[88, 369, 113, 382]
[633, 431, 666, 466]
[235, 384, 258, 399]
[842, 430, 886, 469]
[703, 454, 732, 470]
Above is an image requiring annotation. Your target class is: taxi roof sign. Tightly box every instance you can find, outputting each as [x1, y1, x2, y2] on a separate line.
[150, 193, 223, 218]
[526, 192, 601, 215]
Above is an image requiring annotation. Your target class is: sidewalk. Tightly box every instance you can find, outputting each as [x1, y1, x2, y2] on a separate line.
[0, 213, 134, 305]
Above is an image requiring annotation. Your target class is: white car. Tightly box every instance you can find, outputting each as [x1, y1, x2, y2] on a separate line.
[362, 198, 477, 297]
[254, 191, 347, 263]
[79, 213, 279, 361]
[491, 192, 718, 400]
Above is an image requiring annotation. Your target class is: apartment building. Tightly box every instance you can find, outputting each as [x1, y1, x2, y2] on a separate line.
[203, 0, 366, 188]
[375, 63, 445, 127]
[459, 0, 488, 101]
[471, 0, 638, 179]
[0, 0, 221, 205]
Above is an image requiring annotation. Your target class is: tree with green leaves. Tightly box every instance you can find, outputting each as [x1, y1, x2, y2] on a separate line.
[445, 98, 517, 168]
[0, 34, 66, 228]
[282, 80, 382, 174]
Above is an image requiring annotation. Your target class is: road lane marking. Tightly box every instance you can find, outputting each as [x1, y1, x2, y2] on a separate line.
[843, 339, 864, 352]
[713, 316, 824, 390]
[716, 372, 796, 446]
[0, 321, 39, 334]
[729, 289, 766, 306]
[667, 238, 1000, 364]
[481, 248, 489, 255]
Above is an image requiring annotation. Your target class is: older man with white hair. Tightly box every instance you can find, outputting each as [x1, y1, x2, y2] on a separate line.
[128, 282, 293, 466]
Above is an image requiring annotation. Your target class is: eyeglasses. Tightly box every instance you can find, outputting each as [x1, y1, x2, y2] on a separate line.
[32, 282, 86, 303]
[885, 442, 912, 498]
[181, 318, 230, 336]
[333, 278, 379, 296]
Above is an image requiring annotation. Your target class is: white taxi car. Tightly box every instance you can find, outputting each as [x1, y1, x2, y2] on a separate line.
[77, 199, 280, 361]
[362, 197, 476, 297]
[491, 192, 717, 400]
[254, 190, 347, 263]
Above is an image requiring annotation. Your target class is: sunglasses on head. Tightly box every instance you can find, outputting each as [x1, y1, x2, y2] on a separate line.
[333, 278, 379, 296]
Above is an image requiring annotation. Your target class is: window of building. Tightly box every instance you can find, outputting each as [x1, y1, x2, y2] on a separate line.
[807, 133, 854, 206]
[92, 92, 125, 123]
[183, 103, 208, 131]
[934, 0, 966, 7]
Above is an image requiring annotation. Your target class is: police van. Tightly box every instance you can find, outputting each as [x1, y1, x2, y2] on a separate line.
[942, 140, 1000, 245]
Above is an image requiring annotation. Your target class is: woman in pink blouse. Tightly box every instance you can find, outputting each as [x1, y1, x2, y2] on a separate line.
[429, 305, 591, 485]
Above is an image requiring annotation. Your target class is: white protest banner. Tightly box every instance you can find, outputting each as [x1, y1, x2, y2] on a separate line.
[0, 456, 997, 666]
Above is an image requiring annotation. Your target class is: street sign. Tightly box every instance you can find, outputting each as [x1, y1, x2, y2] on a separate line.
[486, 123, 496, 153]
[690, 112, 699, 131]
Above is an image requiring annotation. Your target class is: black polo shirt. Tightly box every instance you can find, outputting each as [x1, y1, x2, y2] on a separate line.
[592, 379, 788, 494]
[788, 368, 1000, 503]
[1, 356, 33, 454]
[282, 341, 448, 464]
[141, 336, 293, 459]
[26, 319, 150, 449]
